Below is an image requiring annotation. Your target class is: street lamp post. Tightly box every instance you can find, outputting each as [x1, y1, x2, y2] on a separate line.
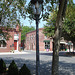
[31, 0, 43, 75]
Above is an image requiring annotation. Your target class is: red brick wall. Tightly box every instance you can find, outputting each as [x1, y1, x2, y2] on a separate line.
[0, 26, 21, 52]
[39, 29, 45, 51]
[26, 30, 36, 50]
[25, 28, 52, 51]
[26, 28, 73, 51]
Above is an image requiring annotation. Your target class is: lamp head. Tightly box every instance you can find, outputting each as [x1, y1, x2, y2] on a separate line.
[31, 0, 43, 4]
[31, 0, 43, 15]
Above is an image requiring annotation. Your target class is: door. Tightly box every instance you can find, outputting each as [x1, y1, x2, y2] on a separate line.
[14, 40, 17, 50]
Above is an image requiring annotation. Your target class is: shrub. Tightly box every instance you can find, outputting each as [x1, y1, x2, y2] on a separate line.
[0, 59, 6, 74]
[7, 60, 18, 75]
[19, 64, 31, 75]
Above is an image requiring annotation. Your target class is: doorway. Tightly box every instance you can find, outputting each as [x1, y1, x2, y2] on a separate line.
[14, 40, 17, 50]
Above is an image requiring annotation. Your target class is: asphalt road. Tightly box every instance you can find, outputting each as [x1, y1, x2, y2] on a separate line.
[0, 51, 75, 75]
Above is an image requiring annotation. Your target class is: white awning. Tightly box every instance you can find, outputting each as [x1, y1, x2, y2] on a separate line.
[14, 34, 19, 40]
[60, 41, 67, 44]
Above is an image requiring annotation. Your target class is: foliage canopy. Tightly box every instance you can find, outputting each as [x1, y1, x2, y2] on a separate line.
[43, 3, 75, 48]
[21, 26, 35, 41]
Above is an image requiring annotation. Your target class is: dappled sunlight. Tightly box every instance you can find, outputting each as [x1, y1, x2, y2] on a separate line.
[0, 53, 75, 75]
[59, 62, 75, 75]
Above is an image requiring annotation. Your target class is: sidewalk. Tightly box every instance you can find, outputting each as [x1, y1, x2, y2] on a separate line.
[24, 49, 53, 53]
[0, 51, 29, 55]
[0, 49, 52, 55]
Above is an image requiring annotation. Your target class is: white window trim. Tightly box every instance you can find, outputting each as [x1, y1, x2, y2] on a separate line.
[0, 47, 7, 48]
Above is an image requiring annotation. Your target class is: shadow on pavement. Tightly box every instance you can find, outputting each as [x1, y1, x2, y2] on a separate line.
[40, 52, 72, 57]
[40, 52, 53, 56]
[59, 62, 75, 75]
[0, 55, 75, 75]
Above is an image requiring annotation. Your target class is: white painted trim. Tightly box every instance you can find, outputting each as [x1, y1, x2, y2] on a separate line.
[0, 47, 7, 48]
[17, 40, 18, 51]
[60, 42, 66, 44]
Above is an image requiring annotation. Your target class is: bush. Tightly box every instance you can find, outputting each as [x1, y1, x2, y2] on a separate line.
[19, 64, 31, 75]
[7, 60, 18, 75]
[0, 59, 6, 74]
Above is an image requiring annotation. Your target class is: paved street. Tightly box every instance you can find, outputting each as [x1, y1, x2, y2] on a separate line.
[0, 50, 75, 75]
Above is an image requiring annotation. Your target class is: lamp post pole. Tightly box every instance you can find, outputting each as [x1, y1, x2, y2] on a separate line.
[31, 1, 43, 75]
[35, 14, 40, 75]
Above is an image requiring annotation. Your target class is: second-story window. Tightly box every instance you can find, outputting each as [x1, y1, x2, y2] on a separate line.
[45, 42, 50, 49]
[44, 36, 47, 39]
[32, 34, 33, 39]
[0, 40, 6, 47]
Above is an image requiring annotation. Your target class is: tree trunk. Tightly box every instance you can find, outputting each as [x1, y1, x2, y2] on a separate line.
[52, 0, 67, 75]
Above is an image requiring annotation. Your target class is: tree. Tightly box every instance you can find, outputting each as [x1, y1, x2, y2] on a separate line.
[43, 1, 75, 75]
[63, 3, 75, 50]
[21, 26, 35, 50]
[0, 0, 27, 39]
[1, 0, 71, 75]
[0, 59, 6, 74]
[43, 10, 57, 37]
[0, 0, 26, 26]
[43, 3, 75, 50]
[21, 26, 35, 41]
[8, 60, 18, 75]
[27, 0, 68, 75]
[19, 64, 31, 75]
[51, 1, 68, 75]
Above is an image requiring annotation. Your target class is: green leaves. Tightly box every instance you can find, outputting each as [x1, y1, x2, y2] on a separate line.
[43, 25, 55, 37]
[0, 0, 26, 26]
[8, 60, 18, 75]
[21, 26, 35, 41]
[43, 3, 75, 43]
[43, 10, 57, 37]
[62, 3, 75, 42]
[19, 64, 31, 75]
[0, 59, 6, 73]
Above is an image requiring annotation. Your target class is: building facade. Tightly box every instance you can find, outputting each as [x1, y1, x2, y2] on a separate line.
[25, 28, 73, 51]
[26, 28, 53, 51]
[0, 25, 21, 52]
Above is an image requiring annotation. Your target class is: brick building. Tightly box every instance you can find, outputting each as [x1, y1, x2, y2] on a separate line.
[0, 25, 21, 52]
[25, 28, 73, 51]
[26, 28, 53, 51]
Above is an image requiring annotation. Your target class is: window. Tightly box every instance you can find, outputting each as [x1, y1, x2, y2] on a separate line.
[0, 34, 6, 48]
[30, 36, 31, 40]
[60, 44, 66, 51]
[44, 36, 47, 39]
[45, 42, 50, 49]
[0, 40, 6, 47]
[32, 34, 33, 39]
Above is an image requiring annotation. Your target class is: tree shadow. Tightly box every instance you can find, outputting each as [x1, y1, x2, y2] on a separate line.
[59, 62, 75, 75]
[0, 57, 36, 75]
[0, 56, 75, 75]
[40, 52, 53, 56]
[40, 52, 72, 57]
[0, 57, 52, 75]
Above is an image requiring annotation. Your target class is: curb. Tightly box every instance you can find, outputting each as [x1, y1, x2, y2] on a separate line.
[0, 52, 29, 55]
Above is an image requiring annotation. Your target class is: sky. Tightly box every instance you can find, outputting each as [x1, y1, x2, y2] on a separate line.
[20, 0, 75, 28]
[21, 17, 46, 28]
